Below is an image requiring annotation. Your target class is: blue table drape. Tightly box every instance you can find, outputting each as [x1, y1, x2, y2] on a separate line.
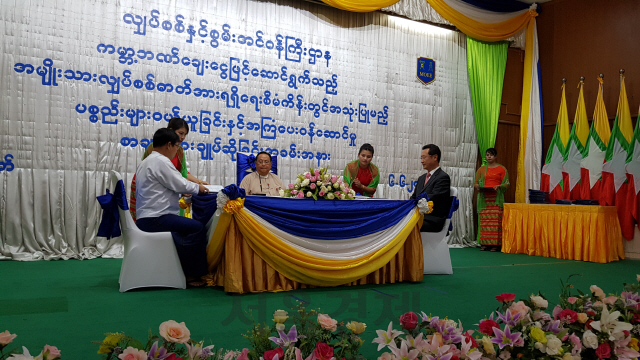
[243, 196, 422, 240]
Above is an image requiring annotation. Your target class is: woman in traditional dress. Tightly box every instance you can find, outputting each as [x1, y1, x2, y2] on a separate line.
[130, 117, 208, 221]
[343, 143, 380, 198]
[474, 148, 509, 251]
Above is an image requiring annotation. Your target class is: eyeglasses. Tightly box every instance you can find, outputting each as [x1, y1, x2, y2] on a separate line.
[256, 160, 271, 165]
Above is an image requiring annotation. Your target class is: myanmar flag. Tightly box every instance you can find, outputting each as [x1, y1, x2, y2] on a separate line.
[541, 82, 570, 203]
[602, 74, 634, 239]
[625, 108, 640, 232]
[580, 77, 611, 201]
[562, 80, 589, 200]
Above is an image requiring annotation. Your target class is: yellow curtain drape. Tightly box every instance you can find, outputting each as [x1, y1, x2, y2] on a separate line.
[426, 0, 538, 203]
[206, 199, 423, 287]
[320, 0, 401, 12]
[425, 0, 536, 42]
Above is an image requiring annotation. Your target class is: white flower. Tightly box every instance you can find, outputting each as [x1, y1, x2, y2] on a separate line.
[545, 335, 562, 355]
[340, 184, 346, 190]
[499, 350, 511, 360]
[582, 330, 598, 349]
[320, 186, 327, 193]
[278, 189, 285, 197]
[530, 295, 548, 309]
[295, 178, 301, 184]
[8, 347, 35, 360]
[294, 184, 300, 190]
[301, 179, 310, 187]
[186, 343, 215, 360]
[327, 193, 335, 199]
[333, 183, 339, 189]
[590, 305, 634, 341]
[306, 191, 312, 197]
[339, 194, 345, 199]
[372, 322, 404, 351]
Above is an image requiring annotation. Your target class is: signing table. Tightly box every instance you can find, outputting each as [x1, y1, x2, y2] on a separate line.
[191, 193, 425, 294]
[502, 204, 625, 263]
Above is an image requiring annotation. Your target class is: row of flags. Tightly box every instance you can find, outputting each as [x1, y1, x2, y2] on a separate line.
[541, 73, 639, 240]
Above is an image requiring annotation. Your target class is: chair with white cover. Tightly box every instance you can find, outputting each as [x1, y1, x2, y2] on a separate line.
[421, 187, 458, 275]
[110, 170, 186, 292]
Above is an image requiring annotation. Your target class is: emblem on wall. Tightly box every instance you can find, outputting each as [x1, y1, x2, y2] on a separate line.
[417, 57, 436, 85]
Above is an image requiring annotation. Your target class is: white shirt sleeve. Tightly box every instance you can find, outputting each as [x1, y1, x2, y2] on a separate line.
[152, 160, 200, 195]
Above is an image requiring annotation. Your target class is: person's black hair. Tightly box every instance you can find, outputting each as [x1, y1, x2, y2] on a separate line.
[422, 144, 442, 163]
[358, 143, 375, 156]
[486, 148, 498, 156]
[153, 128, 180, 148]
[167, 117, 189, 134]
[255, 151, 272, 162]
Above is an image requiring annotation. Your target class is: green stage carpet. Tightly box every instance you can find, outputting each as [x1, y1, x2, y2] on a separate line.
[1, 248, 638, 359]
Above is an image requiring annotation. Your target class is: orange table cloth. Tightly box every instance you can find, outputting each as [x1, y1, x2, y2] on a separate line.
[502, 204, 624, 263]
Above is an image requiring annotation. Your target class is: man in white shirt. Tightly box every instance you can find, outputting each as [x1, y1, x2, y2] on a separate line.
[136, 128, 209, 284]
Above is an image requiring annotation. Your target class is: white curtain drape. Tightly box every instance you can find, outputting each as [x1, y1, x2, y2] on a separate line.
[0, 0, 477, 260]
[381, 0, 527, 49]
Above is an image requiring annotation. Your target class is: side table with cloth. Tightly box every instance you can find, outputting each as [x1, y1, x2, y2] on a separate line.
[191, 192, 430, 294]
[502, 204, 625, 263]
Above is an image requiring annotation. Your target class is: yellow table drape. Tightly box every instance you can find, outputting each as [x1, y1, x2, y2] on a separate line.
[204, 200, 425, 293]
[321, 0, 401, 13]
[502, 204, 625, 263]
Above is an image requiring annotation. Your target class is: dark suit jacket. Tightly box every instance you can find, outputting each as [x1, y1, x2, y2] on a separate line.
[410, 168, 452, 232]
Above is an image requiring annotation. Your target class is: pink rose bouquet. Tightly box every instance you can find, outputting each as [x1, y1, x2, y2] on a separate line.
[282, 167, 355, 200]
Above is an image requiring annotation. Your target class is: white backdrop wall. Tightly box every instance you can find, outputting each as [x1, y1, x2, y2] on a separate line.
[0, 0, 478, 260]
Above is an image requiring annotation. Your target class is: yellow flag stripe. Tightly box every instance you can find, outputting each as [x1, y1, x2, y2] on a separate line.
[558, 83, 570, 147]
[593, 77, 611, 145]
[617, 76, 633, 144]
[574, 81, 589, 147]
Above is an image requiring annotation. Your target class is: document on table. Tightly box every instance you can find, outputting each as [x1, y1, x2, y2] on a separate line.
[205, 185, 224, 193]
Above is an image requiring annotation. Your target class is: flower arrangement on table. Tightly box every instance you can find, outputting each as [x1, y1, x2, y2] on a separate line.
[374, 275, 640, 360]
[0, 330, 60, 360]
[243, 302, 367, 360]
[95, 320, 243, 360]
[280, 167, 356, 200]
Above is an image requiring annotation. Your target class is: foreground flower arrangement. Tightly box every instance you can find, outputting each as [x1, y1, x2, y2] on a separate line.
[4, 276, 639, 359]
[95, 320, 237, 360]
[0, 331, 60, 360]
[374, 275, 640, 360]
[280, 167, 356, 200]
[244, 302, 367, 360]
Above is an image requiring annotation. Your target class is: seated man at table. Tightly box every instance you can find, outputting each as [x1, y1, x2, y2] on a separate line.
[239, 151, 284, 196]
[410, 144, 453, 232]
[135, 128, 209, 286]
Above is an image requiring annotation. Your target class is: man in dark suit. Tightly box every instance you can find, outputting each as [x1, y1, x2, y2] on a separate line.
[410, 144, 452, 232]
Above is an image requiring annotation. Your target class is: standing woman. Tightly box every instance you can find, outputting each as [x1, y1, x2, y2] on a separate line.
[474, 148, 509, 251]
[343, 143, 380, 198]
[130, 117, 208, 221]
